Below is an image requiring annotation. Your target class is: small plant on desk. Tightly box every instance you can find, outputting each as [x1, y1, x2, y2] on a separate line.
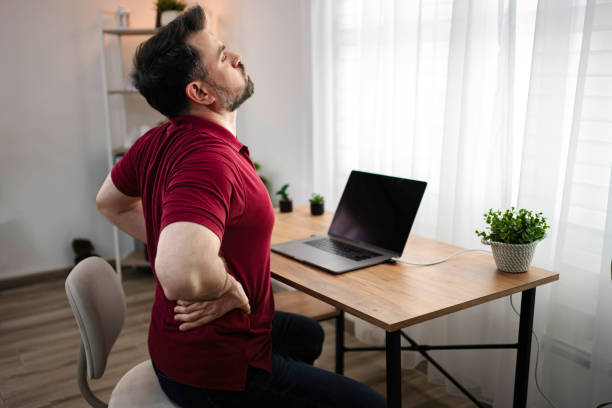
[276, 184, 293, 213]
[309, 193, 324, 216]
[476, 207, 549, 273]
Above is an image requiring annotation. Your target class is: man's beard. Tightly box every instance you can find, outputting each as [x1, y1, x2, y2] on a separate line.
[210, 66, 255, 112]
[227, 76, 254, 112]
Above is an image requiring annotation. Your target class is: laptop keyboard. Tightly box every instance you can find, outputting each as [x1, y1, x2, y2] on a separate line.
[305, 238, 381, 261]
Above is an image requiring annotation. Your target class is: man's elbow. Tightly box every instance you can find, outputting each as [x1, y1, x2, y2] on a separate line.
[155, 261, 184, 300]
[157, 270, 212, 301]
[156, 260, 224, 301]
[95, 190, 110, 216]
[158, 279, 182, 301]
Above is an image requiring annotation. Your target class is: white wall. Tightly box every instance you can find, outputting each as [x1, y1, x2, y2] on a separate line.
[0, 0, 313, 278]
[230, 0, 313, 207]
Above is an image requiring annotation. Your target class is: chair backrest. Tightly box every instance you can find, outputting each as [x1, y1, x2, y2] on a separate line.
[65, 256, 126, 379]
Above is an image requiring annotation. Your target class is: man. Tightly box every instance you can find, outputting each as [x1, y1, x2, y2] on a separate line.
[96, 6, 386, 407]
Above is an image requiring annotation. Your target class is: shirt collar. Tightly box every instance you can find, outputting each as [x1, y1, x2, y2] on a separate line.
[169, 115, 245, 152]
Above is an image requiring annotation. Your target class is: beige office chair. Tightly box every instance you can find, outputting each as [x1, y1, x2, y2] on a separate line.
[65, 256, 177, 408]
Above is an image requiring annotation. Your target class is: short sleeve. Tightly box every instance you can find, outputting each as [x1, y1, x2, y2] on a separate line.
[111, 142, 142, 197]
[161, 151, 238, 241]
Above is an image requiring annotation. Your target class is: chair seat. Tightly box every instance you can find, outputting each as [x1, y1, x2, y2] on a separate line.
[109, 360, 178, 408]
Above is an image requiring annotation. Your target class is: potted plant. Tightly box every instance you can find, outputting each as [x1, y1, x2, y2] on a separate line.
[253, 162, 271, 194]
[276, 184, 293, 213]
[155, 0, 186, 27]
[476, 207, 550, 273]
[310, 193, 325, 216]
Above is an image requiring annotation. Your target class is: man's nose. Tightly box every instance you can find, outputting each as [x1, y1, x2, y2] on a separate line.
[228, 52, 242, 68]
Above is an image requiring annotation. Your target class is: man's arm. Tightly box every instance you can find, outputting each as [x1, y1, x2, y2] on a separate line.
[155, 221, 231, 300]
[96, 170, 249, 320]
[156, 223, 250, 323]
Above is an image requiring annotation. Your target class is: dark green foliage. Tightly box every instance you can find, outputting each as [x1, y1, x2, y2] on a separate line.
[310, 193, 324, 204]
[253, 162, 270, 192]
[475, 207, 549, 244]
[156, 0, 187, 12]
[276, 184, 290, 201]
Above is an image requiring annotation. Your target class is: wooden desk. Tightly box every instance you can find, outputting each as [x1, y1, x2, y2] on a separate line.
[270, 206, 559, 408]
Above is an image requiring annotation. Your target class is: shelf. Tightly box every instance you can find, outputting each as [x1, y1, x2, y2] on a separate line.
[122, 249, 150, 268]
[103, 28, 158, 36]
[99, 11, 158, 280]
[108, 89, 139, 95]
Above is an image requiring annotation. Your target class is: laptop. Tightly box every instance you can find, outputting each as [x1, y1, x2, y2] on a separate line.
[271, 170, 427, 274]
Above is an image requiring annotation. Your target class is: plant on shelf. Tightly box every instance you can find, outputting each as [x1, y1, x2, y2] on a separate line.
[276, 184, 293, 213]
[309, 193, 325, 216]
[253, 162, 271, 195]
[155, 0, 187, 27]
[476, 207, 550, 273]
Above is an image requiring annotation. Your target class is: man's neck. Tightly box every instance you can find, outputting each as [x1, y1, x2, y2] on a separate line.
[188, 107, 237, 136]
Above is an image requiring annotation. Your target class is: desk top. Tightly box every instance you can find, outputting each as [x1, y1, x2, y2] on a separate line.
[270, 206, 559, 332]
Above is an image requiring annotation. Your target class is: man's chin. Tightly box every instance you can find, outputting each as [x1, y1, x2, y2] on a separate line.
[228, 79, 255, 112]
[245, 77, 254, 97]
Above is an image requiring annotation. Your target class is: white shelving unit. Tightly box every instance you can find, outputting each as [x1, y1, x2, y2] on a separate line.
[97, 9, 158, 279]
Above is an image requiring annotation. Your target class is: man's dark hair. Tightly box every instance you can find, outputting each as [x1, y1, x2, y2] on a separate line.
[131, 6, 208, 117]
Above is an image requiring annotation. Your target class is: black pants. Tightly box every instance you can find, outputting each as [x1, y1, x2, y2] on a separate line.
[154, 311, 386, 408]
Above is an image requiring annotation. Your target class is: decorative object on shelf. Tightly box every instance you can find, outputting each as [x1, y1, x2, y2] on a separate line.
[115, 5, 130, 28]
[276, 184, 293, 213]
[476, 207, 550, 273]
[253, 162, 271, 194]
[309, 193, 325, 216]
[155, 0, 187, 27]
[71, 238, 98, 266]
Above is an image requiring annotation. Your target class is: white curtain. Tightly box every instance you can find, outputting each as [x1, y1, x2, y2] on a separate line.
[311, 0, 612, 406]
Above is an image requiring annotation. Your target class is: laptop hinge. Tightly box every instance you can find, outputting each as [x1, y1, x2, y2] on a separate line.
[327, 234, 400, 257]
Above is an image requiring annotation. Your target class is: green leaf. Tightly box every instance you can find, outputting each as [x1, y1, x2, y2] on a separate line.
[475, 207, 550, 244]
[275, 184, 290, 200]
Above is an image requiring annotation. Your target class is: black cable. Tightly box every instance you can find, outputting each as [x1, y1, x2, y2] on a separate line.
[509, 294, 557, 408]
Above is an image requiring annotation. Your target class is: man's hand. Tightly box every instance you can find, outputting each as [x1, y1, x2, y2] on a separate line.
[173, 274, 251, 331]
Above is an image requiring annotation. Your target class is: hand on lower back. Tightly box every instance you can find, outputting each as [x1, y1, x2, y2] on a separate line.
[174, 274, 251, 331]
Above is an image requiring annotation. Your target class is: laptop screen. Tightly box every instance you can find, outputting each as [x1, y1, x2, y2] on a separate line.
[328, 171, 427, 255]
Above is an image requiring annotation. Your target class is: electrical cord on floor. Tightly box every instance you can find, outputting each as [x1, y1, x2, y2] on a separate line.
[393, 249, 493, 266]
[509, 294, 557, 408]
[394, 247, 557, 407]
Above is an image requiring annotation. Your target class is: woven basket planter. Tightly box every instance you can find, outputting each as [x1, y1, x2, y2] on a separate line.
[482, 238, 543, 273]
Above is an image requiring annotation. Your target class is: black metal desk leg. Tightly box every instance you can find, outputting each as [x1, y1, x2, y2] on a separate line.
[335, 311, 345, 374]
[514, 288, 536, 408]
[386, 330, 402, 408]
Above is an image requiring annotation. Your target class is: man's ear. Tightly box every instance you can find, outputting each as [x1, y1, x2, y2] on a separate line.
[185, 80, 215, 106]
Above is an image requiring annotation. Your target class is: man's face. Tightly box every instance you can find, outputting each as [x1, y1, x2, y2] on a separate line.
[188, 29, 254, 112]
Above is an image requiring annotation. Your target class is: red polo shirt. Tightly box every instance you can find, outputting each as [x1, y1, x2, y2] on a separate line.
[111, 115, 275, 390]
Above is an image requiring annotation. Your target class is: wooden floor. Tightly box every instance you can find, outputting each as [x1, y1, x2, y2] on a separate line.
[0, 270, 482, 408]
